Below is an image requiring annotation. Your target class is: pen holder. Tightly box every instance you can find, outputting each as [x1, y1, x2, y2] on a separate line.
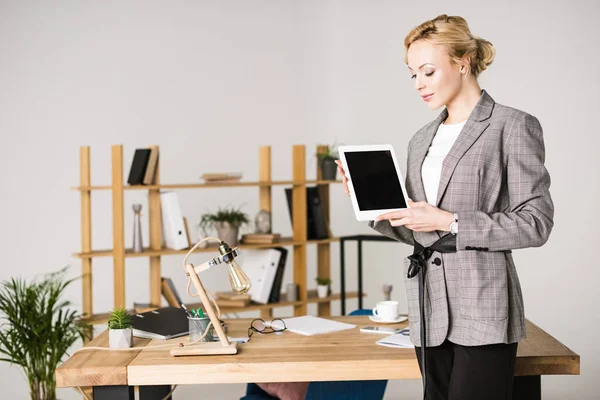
[188, 317, 214, 343]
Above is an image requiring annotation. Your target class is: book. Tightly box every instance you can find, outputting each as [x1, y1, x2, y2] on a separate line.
[215, 298, 251, 308]
[376, 332, 414, 348]
[268, 247, 288, 303]
[243, 249, 282, 304]
[215, 291, 251, 301]
[132, 302, 159, 313]
[142, 146, 159, 185]
[241, 233, 281, 244]
[161, 277, 182, 308]
[284, 186, 330, 240]
[131, 307, 189, 340]
[127, 149, 151, 185]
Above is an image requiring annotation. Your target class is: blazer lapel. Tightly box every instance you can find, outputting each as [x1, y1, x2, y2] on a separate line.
[434, 90, 495, 206]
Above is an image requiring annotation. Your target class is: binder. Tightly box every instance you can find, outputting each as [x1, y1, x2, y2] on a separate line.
[284, 186, 330, 240]
[268, 247, 288, 303]
[160, 191, 189, 250]
[242, 249, 281, 304]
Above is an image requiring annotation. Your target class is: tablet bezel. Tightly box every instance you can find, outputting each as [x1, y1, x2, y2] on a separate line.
[337, 144, 410, 221]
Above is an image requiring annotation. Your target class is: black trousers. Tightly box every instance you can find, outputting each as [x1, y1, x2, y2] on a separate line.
[415, 339, 518, 400]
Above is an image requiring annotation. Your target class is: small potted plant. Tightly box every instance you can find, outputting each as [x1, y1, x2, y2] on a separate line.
[316, 277, 332, 298]
[200, 205, 250, 246]
[108, 307, 133, 349]
[317, 144, 340, 180]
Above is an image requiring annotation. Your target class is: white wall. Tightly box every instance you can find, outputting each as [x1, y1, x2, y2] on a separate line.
[0, 1, 597, 399]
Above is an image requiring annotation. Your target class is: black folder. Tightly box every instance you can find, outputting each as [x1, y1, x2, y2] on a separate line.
[131, 307, 189, 340]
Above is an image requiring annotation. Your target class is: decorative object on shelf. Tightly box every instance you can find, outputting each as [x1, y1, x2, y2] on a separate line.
[108, 307, 133, 349]
[382, 284, 393, 301]
[171, 237, 251, 356]
[132, 203, 143, 253]
[0, 267, 92, 400]
[317, 142, 341, 180]
[200, 205, 250, 246]
[254, 209, 272, 234]
[285, 283, 298, 302]
[316, 277, 332, 298]
[200, 172, 243, 183]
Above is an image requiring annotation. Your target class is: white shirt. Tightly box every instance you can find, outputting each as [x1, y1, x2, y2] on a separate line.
[421, 120, 467, 205]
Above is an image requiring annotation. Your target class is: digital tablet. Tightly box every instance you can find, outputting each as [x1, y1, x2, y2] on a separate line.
[337, 144, 409, 221]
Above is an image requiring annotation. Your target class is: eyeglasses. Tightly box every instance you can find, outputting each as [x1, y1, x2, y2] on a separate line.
[247, 318, 287, 340]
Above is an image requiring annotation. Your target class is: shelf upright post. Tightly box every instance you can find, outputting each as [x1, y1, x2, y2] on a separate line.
[292, 145, 307, 316]
[316, 145, 332, 316]
[148, 145, 162, 307]
[111, 145, 126, 309]
[258, 146, 273, 319]
[80, 146, 93, 334]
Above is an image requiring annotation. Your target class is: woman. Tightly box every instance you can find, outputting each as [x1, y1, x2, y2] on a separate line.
[336, 14, 554, 400]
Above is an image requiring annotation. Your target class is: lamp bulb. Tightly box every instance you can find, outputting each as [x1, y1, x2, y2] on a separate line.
[226, 259, 251, 294]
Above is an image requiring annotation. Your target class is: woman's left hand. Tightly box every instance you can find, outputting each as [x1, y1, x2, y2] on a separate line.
[376, 199, 454, 232]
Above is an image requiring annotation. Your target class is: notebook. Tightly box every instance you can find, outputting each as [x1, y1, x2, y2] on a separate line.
[131, 307, 189, 340]
[282, 315, 356, 336]
[376, 332, 415, 348]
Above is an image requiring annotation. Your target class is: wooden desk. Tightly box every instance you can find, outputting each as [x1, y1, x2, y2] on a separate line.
[56, 316, 579, 400]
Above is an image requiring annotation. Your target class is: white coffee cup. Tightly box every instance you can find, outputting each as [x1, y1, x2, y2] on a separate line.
[372, 300, 400, 321]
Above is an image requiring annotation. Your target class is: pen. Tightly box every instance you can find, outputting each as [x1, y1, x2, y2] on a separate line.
[179, 302, 193, 318]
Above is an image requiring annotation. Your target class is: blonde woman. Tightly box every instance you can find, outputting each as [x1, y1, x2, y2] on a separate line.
[337, 14, 554, 400]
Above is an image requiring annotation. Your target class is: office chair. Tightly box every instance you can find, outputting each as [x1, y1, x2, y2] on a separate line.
[241, 309, 388, 400]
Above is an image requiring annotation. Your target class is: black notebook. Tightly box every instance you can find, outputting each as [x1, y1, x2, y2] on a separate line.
[127, 148, 152, 185]
[131, 307, 189, 340]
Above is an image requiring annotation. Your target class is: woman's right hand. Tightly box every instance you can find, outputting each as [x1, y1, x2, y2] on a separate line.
[334, 160, 350, 197]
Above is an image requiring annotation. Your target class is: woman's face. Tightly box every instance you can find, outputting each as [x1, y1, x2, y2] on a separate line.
[406, 39, 464, 110]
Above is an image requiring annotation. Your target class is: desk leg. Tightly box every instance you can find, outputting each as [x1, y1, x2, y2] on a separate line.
[358, 240, 363, 310]
[93, 385, 134, 400]
[340, 239, 346, 315]
[139, 385, 173, 399]
[513, 375, 541, 400]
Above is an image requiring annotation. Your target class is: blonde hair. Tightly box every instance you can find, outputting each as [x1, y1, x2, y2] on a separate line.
[404, 14, 495, 78]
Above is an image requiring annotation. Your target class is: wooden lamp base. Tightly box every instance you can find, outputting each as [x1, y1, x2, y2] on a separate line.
[170, 341, 238, 357]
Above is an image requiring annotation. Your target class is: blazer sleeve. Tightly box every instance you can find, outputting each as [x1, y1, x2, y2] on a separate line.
[368, 219, 415, 246]
[456, 114, 554, 252]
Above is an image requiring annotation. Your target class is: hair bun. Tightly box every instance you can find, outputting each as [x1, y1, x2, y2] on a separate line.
[475, 37, 496, 72]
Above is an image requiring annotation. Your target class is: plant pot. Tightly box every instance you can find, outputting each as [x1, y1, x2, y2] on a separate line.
[320, 158, 338, 180]
[317, 284, 329, 298]
[109, 328, 133, 349]
[215, 222, 240, 246]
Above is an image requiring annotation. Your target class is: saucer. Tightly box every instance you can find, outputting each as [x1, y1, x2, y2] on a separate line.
[369, 315, 408, 324]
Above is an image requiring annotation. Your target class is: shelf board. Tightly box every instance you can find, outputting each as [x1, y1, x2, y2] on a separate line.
[79, 292, 364, 325]
[73, 237, 340, 259]
[71, 179, 341, 191]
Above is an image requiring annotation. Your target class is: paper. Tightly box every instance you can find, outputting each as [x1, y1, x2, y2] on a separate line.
[376, 332, 415, 348]
[282, 315, 356, 336]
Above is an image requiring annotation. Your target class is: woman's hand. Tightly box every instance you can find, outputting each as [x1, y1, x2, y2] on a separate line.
[376, 200, 455, 232]
[334, 160, 351, 196]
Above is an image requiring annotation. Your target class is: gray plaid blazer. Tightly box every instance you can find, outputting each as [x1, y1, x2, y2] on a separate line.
[370, 90, 554, 346]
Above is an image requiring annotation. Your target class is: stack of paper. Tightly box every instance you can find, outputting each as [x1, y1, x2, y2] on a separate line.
[283, 315, 356, 336]
[376, 332, 415, 348]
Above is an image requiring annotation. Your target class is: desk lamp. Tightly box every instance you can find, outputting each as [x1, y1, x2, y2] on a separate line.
[170, 237, 251, 357]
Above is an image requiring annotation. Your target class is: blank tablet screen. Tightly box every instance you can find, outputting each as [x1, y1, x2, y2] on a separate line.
[345, 150, 407, 210]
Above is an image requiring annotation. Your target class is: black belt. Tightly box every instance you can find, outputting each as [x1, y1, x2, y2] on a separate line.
[407, 234, 457, 400]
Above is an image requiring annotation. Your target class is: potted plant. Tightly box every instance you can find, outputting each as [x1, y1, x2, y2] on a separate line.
[317, 144, 340, 180]
[108, 307, 133, 349]
[0, 267, 92, 400]
[316, 277, 332, 298]
[200, 205, 250, 246]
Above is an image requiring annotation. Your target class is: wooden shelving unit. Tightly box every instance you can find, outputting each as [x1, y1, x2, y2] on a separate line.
[75, 144, 354, 324]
